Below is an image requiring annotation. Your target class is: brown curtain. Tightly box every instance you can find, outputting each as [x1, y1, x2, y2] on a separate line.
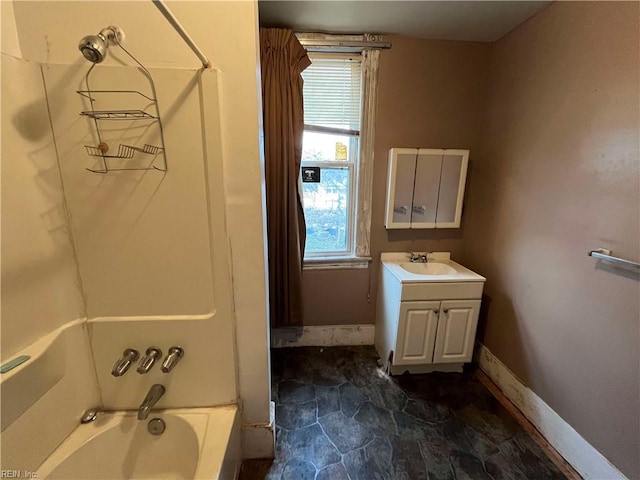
[259, 28, 311, 327]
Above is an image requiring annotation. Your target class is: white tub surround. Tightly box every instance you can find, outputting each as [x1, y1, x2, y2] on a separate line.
[6, 1, 273, 462]
[376, 252, 486, 375]
[0, 320, 99, 473]
[36, 407, 240, 480]
[0, 317, 242, 478]
[88, 316, 237, 410]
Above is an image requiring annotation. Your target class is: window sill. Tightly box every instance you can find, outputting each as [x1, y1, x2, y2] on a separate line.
[303, 256, 371, 270]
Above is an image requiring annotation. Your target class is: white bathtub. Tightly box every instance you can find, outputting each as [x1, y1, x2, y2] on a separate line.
[36, 407, 240, 480]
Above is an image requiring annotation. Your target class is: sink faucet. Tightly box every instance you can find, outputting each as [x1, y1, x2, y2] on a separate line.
[408, 252, 429, 263]
[138, 384, 165, 420]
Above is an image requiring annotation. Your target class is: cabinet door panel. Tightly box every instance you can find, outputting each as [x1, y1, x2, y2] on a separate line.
[411, 150, 443, 228]
[385, 149, 417, 228]
[435, 150, 469, 228]
[433, 300, 480, 363]
[395, 301, 440, 365]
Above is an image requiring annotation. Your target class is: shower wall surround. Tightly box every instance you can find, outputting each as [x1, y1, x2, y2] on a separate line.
[0, 55, 86, 359]
[3, 0, 273, 460]
[0, 51, 99, 472]
[42, 64, 221, 318]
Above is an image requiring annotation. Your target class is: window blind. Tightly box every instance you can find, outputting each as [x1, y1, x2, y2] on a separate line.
[302, 55, 362, 131]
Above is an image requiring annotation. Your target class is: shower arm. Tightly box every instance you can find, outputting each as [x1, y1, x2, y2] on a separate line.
[151, 0, 212, 69]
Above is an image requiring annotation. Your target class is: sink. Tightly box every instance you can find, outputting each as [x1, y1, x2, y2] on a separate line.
[399, 262, 457, 275]
[380, 252, 486, 283]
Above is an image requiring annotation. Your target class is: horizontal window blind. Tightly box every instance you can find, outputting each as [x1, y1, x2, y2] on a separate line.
[302, 55, 362, 131]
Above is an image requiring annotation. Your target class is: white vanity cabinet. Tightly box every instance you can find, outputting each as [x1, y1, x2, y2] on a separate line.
[375, 254, 485, 375]
[396, 299, 480, 366]
[384, 148, 469, 229]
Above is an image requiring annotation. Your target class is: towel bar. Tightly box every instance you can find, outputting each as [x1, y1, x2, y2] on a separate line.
[588, 248, 640, 269]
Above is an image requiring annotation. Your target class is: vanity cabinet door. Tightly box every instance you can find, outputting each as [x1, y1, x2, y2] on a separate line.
[433, 300, 480, 363]
[395, 301, 440, 365]
[411, 150, 443, 228]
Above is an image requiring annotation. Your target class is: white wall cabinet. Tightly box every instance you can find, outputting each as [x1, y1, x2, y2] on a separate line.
[384, 148, 469, 229]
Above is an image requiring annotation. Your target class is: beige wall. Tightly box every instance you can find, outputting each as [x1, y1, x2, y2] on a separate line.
[302, 36, 490, 326]
[464, 2, 639, 477]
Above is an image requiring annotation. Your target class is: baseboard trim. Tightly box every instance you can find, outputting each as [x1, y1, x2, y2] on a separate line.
[271, 324, 375, 348]
[476, 343, 626, 480]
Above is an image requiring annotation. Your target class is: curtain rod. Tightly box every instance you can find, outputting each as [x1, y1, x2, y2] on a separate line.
[295, 33, 391, 50]
[151, 0, 212, 68]
[298, 39, 392, 49]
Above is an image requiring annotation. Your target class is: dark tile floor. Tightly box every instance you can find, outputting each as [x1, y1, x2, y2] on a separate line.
[240, 346, 566, 480]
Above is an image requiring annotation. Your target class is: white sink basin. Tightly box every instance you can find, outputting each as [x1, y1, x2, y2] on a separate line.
[399, 262, 457, 275]
[380, 252, 486, 283]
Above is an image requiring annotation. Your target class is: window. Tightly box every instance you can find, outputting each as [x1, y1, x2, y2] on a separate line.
[297, 34, 384, 267]
[301, 54, 362, 258]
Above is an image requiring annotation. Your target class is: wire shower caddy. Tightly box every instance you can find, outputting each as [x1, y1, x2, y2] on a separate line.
[78, 41, 168, 174]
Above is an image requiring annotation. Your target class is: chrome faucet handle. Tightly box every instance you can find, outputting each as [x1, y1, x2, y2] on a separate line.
[408, 252, 426, 262]
[111, 348, 140, 377]
[161, 346, 184, 373]
[408, 252, 431, 263]
[137, 346, 163, 374]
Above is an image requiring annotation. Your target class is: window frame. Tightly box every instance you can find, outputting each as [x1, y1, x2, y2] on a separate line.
[301, 161, 355, 258]
[297, 34, 383, 269]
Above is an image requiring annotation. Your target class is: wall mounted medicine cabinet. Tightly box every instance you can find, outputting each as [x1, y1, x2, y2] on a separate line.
[384, 148, 469, 229]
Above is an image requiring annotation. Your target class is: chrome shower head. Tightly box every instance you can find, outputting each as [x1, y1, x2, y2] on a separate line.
[78, 26, 124, 63]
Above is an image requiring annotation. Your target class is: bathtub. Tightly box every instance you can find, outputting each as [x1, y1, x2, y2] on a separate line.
[36, 406, 240, 479]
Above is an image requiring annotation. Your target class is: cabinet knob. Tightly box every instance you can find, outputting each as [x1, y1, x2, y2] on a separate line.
[443, 308, 449, 314]
[433, 309, 439, 315]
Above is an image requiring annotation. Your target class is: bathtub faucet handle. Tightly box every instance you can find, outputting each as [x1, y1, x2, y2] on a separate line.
[137, 346, 163, 374]
[111, 348, 140, 377]
[161, 346, 184, 373]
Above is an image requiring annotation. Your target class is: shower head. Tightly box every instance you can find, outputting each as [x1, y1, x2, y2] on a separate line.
[78, 26, 124, 63]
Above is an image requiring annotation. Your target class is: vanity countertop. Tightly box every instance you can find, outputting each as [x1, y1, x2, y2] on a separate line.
[381, 252, 486, 284]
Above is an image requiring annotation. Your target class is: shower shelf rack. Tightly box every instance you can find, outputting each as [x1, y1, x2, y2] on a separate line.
[84, 143, 164, 159]
[78, 55, 168, 174]
[80, 109, 157, 120]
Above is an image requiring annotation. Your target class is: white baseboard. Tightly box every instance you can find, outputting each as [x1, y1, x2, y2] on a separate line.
[271, 324, 375, 348]
[476, 344, 626, 480]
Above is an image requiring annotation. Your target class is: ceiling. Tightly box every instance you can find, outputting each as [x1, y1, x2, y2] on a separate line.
[258, 1, 551, 42]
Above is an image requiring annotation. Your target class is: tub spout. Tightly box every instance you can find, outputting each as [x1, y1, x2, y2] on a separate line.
[138, 384, 165, 420]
